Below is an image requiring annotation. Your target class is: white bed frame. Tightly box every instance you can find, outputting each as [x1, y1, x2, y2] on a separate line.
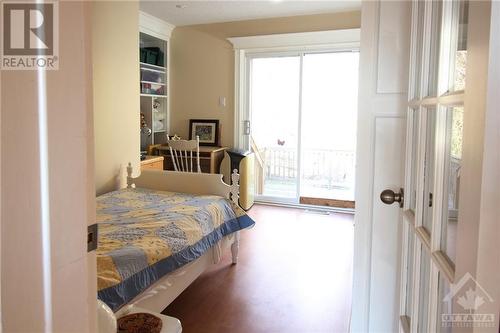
[117, 164, 242, 314]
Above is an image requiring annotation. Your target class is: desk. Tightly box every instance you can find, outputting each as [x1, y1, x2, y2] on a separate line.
[156, 146, 227, 174]
[140, 155, 164, 171]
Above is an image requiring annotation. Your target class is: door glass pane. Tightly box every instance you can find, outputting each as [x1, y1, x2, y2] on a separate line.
[411, 1, 426, 99]
[410, 109, 420, 212]
[437, 274, 452, 332]
[422, 108, 436, 232]
[427, 0, 442, 96]
[452, 1, 469, 91]
[418, 248, 431, 332]
[250, 56, 300, 198]
[441, 106, 464, 263]
[405, 230, 415, 318]
[300, 51, 359, 201]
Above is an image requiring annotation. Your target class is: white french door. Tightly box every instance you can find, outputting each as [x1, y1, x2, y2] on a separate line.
[245, 49, 359, 205]
[398, 1, 481, 332]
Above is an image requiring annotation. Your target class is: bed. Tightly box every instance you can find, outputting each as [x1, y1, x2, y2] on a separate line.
[96, 164, 255, 313]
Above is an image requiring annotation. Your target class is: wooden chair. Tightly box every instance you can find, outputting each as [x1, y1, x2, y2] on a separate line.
[167, 136, 201, 173]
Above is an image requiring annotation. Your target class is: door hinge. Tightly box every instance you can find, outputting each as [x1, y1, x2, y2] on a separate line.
[87, 223, 98, 252]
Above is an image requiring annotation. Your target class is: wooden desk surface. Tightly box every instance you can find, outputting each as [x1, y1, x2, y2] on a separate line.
[157, 146, 227, 173]
[140, 155, 164, 164]
[140, 155, 164, 171]
[157, 145, 227, 154]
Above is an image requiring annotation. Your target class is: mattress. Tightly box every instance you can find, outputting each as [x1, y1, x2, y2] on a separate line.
[96, 187, 255, 311]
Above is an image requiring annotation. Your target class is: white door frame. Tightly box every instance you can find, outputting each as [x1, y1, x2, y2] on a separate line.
[474, 1, 500, 329]
[242, 49, 359, 204]
[228, 29, 360, 151]
[228, 29, 360, 204]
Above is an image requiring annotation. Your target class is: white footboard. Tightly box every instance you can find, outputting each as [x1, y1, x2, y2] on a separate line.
[126, 162, 239, 204]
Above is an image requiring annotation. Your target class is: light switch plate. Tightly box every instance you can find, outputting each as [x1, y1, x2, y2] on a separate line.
[219, 96, 226, 107]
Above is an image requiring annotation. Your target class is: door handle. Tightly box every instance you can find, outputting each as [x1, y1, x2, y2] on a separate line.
[380, 188, 404, 208]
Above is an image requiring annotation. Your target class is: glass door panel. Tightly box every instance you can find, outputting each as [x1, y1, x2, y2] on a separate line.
[422, 108, 437, 233]
[409, 109, 420, 213]
[440, 106, 464, 263]
[451, 1, 469, 91]
[405, 231, 415, 319]
[410, 0, 426, 99]
[300, 52, 359, 201]
[426, 0, 442, 97]
[417, 248, 431, 332]
[250, 56, 301, 199]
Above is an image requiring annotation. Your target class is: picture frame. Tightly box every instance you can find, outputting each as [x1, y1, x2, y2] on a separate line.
[189, 119, 220, 146]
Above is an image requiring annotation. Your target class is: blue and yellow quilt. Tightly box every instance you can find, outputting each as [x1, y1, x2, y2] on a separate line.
[96, 187, 255, 311]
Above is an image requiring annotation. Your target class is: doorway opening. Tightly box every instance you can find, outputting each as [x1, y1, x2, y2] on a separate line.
[247, 50, 359, 208]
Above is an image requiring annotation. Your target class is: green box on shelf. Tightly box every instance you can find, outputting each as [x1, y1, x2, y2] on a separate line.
[140, 49, 147, 63]
[144, 47, 164, 66]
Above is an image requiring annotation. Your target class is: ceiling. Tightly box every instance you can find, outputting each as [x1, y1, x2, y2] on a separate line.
[139, 0, 361, 27]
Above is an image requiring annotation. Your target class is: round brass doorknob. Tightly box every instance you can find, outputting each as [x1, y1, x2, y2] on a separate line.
[380, 188, 404, 207]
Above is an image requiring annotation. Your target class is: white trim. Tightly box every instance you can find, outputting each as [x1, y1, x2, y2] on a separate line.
[37, 59, 53, 333]
[233, 50, 243, 149]
[295, 54, 304, 202]
[139, 11, 175, 41]
[474, 4, 500, 331]
[228, 29, 360, 50]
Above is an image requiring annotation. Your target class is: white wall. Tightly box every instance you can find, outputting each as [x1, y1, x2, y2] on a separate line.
[170, 11, 361, 147]
[92, 2, 140, 195]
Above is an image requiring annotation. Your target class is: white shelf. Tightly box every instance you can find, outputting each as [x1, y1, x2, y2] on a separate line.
[140, 62, 166, 71]
[141, 66, 166, 74]
[141, 80, 165, 86]
[140, 93, 167, 98]
[141, 67, 166, 74]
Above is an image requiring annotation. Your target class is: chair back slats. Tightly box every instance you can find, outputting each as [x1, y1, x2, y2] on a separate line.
[190, 150, 193, 172]
[181, 150, 186, 171]
[166, 136, 201, 173]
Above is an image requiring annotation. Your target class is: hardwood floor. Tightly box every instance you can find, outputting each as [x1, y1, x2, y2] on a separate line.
[162, 204, 354, 333]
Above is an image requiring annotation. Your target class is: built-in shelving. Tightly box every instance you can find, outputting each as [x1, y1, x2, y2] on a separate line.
[139, 13, 173, 156]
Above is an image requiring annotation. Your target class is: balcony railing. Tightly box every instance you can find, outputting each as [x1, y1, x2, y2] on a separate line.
[251, 142, 355, 196]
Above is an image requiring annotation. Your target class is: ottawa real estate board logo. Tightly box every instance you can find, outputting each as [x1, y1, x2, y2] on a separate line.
[1, 1, 59, 70]
[442, 273, 495, 328]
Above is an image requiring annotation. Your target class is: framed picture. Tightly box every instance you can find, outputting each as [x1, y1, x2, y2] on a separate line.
[189, 119, 220, 146]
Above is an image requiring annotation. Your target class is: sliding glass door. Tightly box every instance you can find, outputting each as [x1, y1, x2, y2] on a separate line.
[249, 55, 301, 200]
[247, 50, 359, 205]
[301, 52, 359, 202]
